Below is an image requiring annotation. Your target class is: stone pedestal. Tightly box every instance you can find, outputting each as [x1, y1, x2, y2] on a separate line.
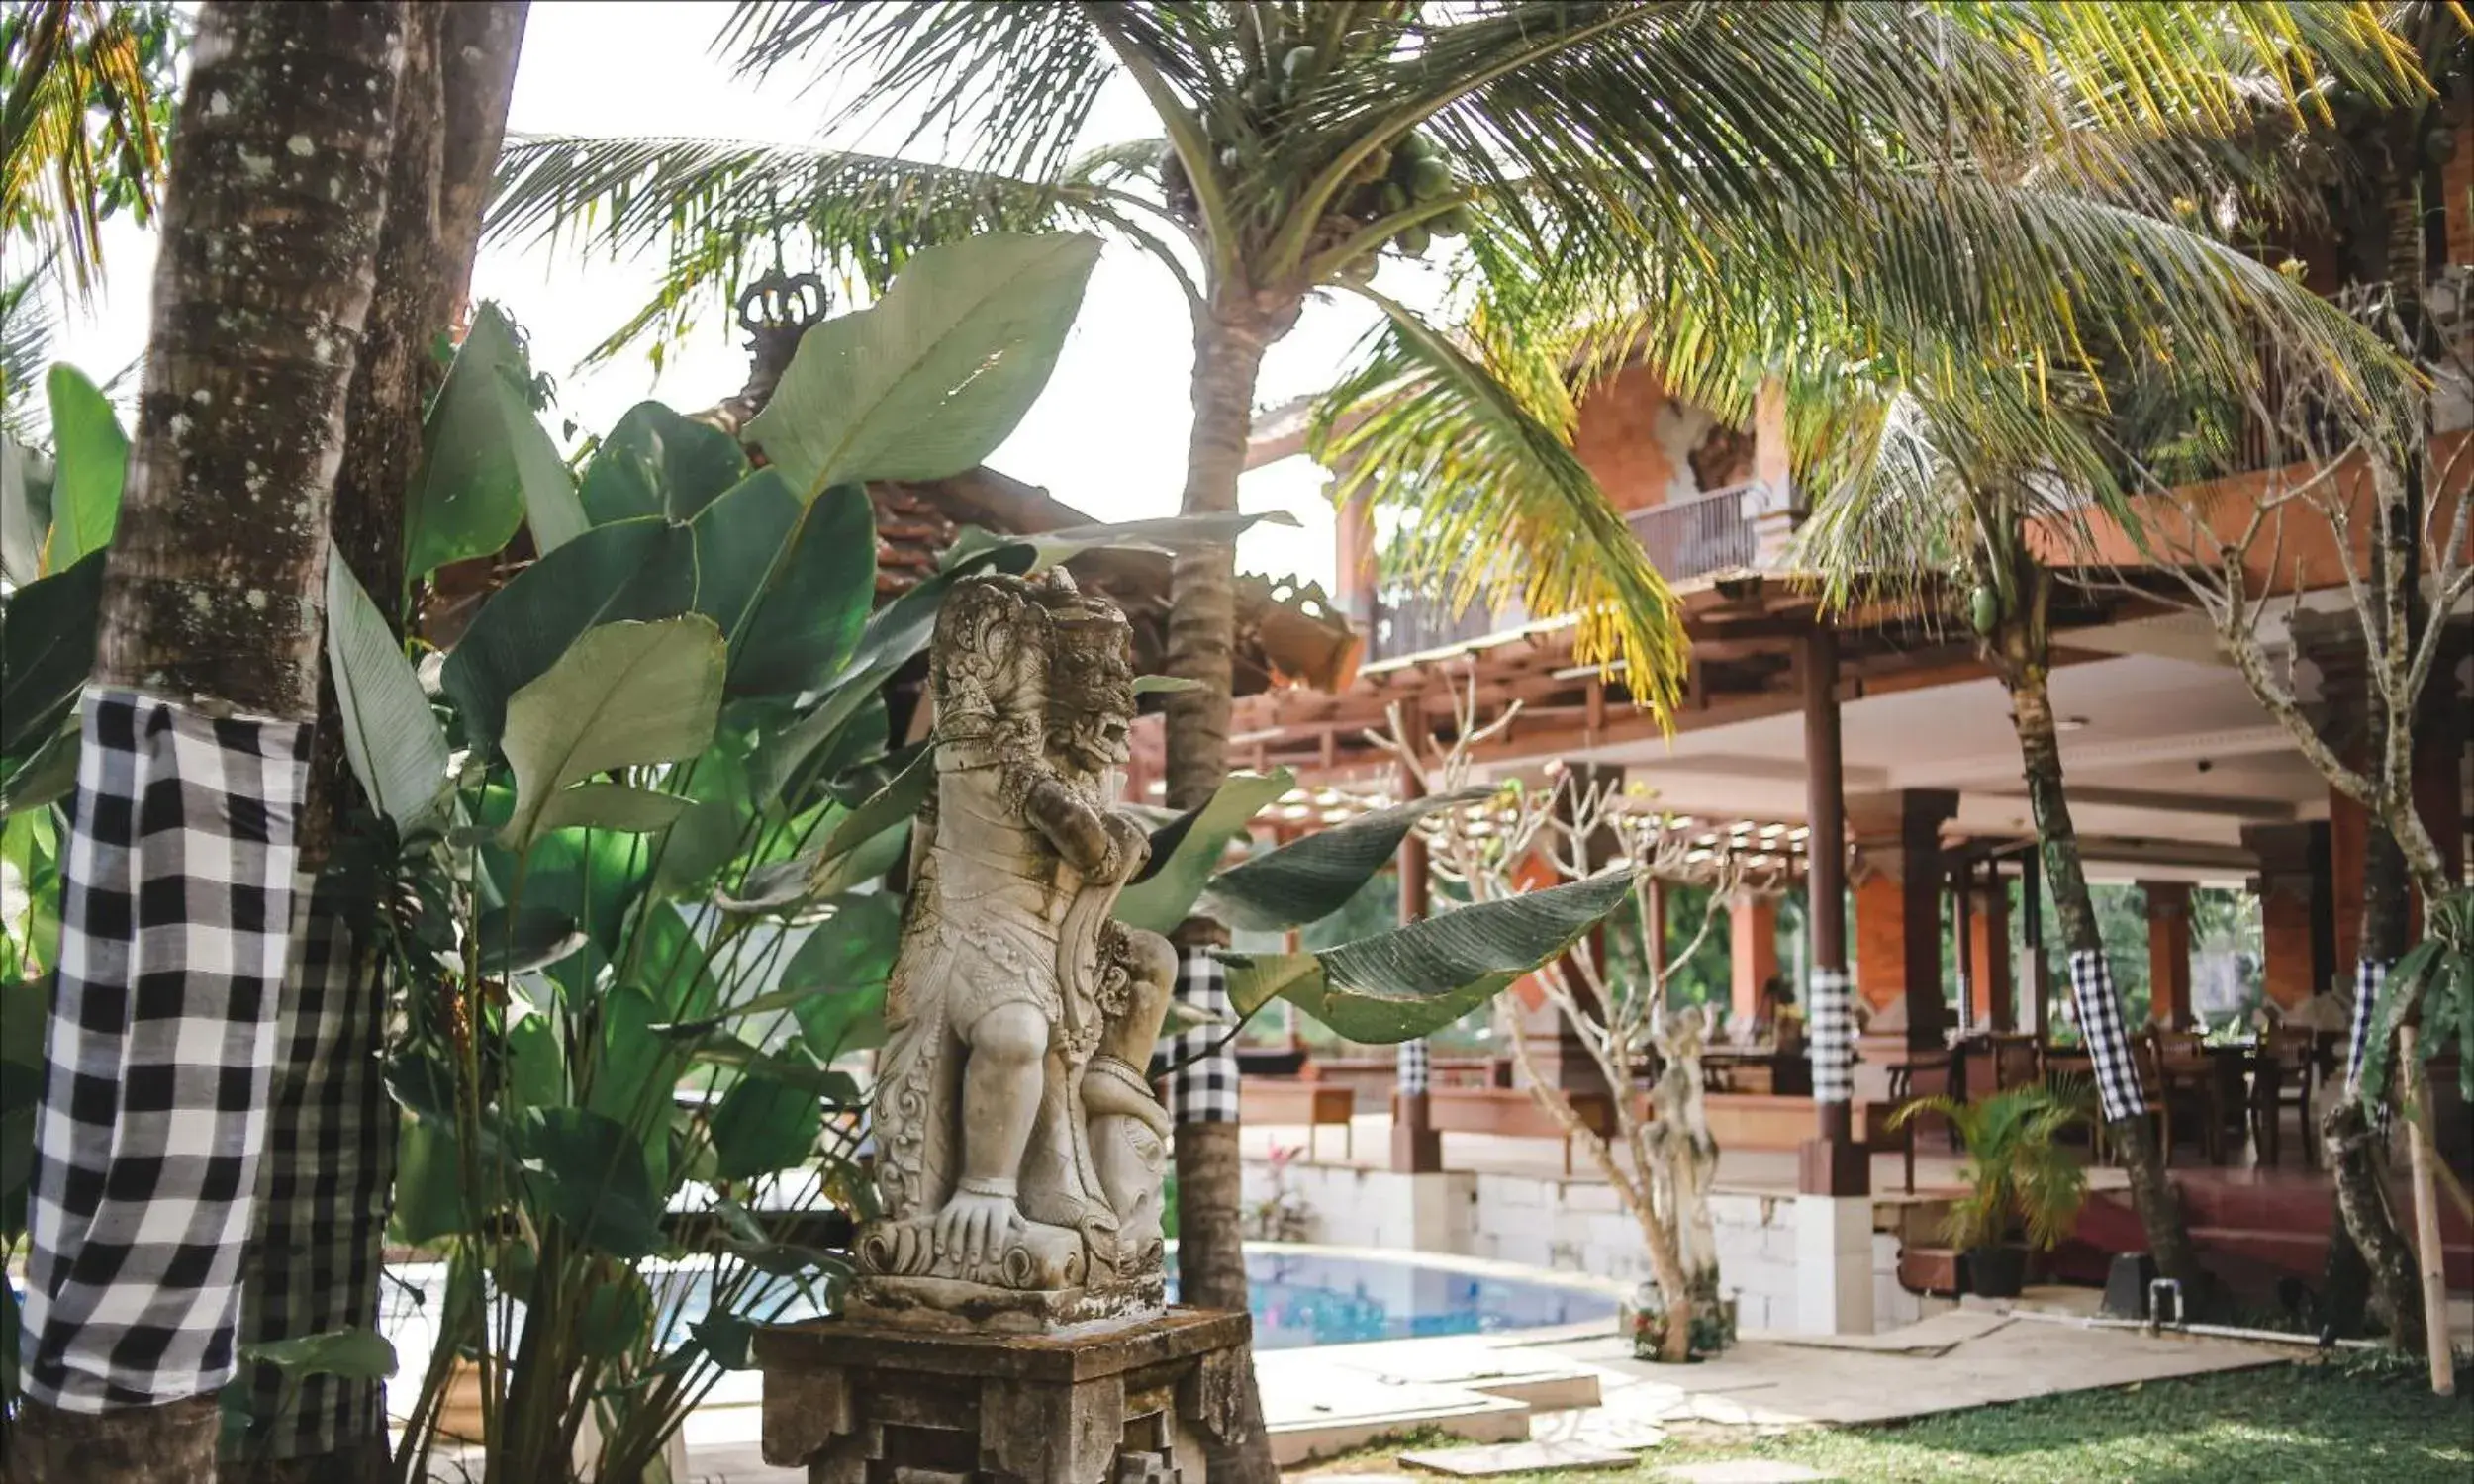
[755, 1308, 1251, 1484]
[1792, 1194, 1876, 1336]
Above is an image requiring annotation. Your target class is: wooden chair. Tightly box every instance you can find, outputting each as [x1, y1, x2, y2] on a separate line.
[2249, 1025, 2317, 1169]
[2144, 1028, 2226, 1166]
[1987, 1033, 2045, 1093]
[1887, 1050, 1957, 1193]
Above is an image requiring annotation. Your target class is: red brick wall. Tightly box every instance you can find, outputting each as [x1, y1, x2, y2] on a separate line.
[1570, 363, 1682, 514]
[1853, 875, 1908, 1013]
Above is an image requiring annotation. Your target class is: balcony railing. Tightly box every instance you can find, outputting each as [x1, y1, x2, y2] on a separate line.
[1364, 481, 1770, 663]
[1625, 479, 1765, 582]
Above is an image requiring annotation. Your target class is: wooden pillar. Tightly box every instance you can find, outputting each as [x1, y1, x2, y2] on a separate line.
[2244, 821, 2334, 1011]
[1799, 626, 1866, 1197]
[1850, 788, 1960, 1051]
[1391, 754, 1442, 1173]
[2141, 881, 2194, 1028]
[1729, 888, 1780, 1030]
[1969, 870, 2014, 1032]
[2023, 848, 2051, 1043]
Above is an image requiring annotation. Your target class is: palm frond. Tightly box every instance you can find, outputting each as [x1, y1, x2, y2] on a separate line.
[1313, 285, 1685, 722]
[1, 0, 177, 301]
[722, 0, 1113, 185]
[487, 135, 1114, 366]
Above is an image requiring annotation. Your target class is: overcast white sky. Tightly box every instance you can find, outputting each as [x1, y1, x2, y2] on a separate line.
[43, 0, 1476, 591]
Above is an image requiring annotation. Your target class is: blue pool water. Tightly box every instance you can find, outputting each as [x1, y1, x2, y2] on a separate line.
[1178, 1251, 1617, 1350]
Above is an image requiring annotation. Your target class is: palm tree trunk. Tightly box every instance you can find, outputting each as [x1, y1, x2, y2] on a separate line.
[1997, 593, 2203, 1295]
[1163, 303, 1284, 1484]
[7, 6, 406, 1483]
[224, 8, 525, 1482]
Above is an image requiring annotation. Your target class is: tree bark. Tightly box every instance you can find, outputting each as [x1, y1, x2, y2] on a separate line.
[1998, 588, 2204, 1296]
[1163, 303, 1285, 1484]
[223, 7, 525, 1481]
[9, 6, 406, 1483]
[86, 2, 405, 719]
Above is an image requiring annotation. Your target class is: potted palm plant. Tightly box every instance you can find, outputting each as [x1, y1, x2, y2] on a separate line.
[1889, 1081, 2094, 1298]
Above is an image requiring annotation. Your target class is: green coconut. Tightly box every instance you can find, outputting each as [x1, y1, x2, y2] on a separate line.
[1968, 584, 2001, 636]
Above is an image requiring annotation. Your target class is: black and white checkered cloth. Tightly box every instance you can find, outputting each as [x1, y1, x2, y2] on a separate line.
[2068, 950, 2146, 1123]
[2345, 957, 2387, 1094]
[234, 873, 397, 1458]
[1166, 947, 1238, 1124]
[20, 690, 311, 1411]
[1807, 967, 1854, 1104]
[2344, 957, 2395, 1132]
[1396, 1038, 1431, 1096]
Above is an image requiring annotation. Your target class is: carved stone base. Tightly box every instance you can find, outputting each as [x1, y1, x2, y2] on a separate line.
[755, 1306, 1251, 1484]
[842, 1270, 1168, 1335]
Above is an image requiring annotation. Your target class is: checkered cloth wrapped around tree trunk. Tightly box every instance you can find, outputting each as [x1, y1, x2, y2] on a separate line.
[2345, 957, 2393, 1131]
[1807, 967, 1855, 1103]
[2068, 950, 2146, 1123]
[233, 873, 398, 1458]
[20, 690, 311, 1411]
[1395, 1038, 1431, 1096]
[1165, 947, 1239, 1124]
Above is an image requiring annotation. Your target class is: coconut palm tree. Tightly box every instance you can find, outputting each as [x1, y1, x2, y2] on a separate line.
[488, 5, 2418, 1474]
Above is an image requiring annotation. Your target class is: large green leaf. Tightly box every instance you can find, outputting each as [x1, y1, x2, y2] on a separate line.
[472, 905, 587, 975]
[1112, 771, 1294, 936]
[405, 304, 576, 576]
[43, 366, 125, 570]
[1, 436, 55, 586]
[441, 516, 698, 756]
[719, 753, 929, 914]
[389, 1119, 472, 1245]
[239, 1328, 397, 1381]
[0, 549, 102, 764]
[1223, 871, 1636, 1044]
[746, 232, 1100, 498]
[324, 546, 450, 831]
[942, 510, 1292, 574]
[709, 1070, 823, 1180]
[687, 467, 802, 641]
[533, 782, 694, 837]
[498, 617, 723, 851]
[518, 1106, 666, 1258]
[579, 401, 749, 524]
[1201, 787, 1494, 934]
[787, 893, 902, 1061]
[725, 482, 876, 696]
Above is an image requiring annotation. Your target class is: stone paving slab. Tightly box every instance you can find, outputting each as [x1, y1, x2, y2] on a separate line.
[1400, 1439, 1639, 1475]
[1764, 1310, 2013, 1356]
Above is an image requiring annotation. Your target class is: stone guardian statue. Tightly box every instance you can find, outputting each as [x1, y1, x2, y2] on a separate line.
[853, 570, 1178, 1330]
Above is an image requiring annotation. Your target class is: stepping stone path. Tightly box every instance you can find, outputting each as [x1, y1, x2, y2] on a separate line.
[1657, 1463, 1837, 1483]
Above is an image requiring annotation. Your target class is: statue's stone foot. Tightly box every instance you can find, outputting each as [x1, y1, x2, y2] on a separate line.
[841, 1269, 1168, 1335]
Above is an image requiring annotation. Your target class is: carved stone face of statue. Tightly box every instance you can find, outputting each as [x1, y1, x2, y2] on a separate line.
[1037, 574, 1137, 779]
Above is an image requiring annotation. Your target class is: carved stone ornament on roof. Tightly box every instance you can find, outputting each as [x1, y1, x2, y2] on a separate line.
[849, 568, 1180, 1332]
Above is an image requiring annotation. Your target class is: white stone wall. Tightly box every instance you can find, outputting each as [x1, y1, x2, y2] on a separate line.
[1240, 1159, 1931, 1334]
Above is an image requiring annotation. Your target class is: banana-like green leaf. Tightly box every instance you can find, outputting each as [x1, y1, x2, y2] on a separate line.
[42, 366, 124, 571]
[579, 400, 750, 524]
[725, 482, 877, 696]
[0, 548, 101, 763]
[1200, 786, 1494, 934]
[406, 304, 575, 576]
[441, 515, 699, 756]
[517, 1106, 666, 1259]
[709, 1069, 824, 1180]
[1133, 675, 1200, 696]
[1113, 771, 1293, 936]
[473, 905, 587, 975]
[238, 1327, 397, 1381]
[0, 436, 54, 587]
[499, 617, 724, 851]
[0, 725, 77, 819]
[747, 232, 1101, 498]
[1224, 870, 1636, 1044]
[324, 546, 450, 832]
[718, 753, 930, 914]
[532, 782, 694, 836]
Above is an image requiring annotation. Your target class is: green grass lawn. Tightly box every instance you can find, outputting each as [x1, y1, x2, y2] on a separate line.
[1306, 1355, 2474, 1484]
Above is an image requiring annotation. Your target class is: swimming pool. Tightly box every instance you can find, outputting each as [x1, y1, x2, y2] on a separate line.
[1178, 1249, 1618, 1350]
